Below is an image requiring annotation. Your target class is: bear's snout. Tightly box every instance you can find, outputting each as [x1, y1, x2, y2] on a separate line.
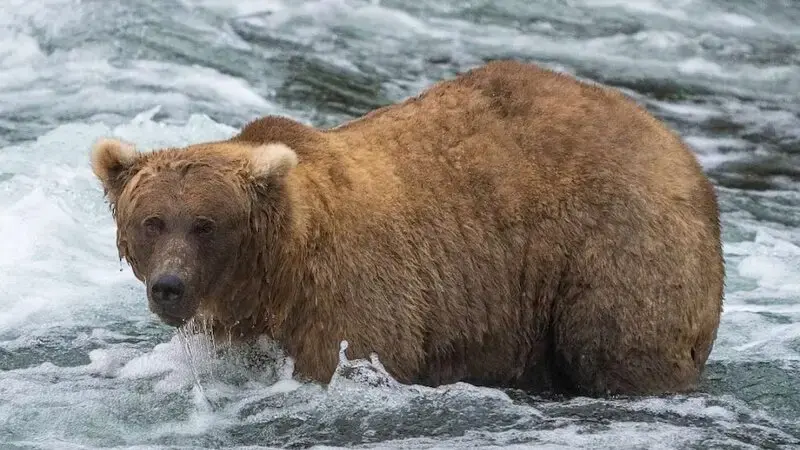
[151, 274, 185, 304]
[150, 274, 189, 325]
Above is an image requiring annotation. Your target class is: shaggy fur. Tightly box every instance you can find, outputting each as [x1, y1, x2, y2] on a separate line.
[91, 60, 725, 397]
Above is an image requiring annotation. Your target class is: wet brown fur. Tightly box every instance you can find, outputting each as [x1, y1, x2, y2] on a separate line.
[91, 60, 725, 397]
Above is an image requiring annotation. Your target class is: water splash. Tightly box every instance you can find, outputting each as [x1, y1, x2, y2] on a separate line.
[330, 339, 401, 389]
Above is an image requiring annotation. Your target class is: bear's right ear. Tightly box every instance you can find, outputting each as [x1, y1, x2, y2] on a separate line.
[90, 138, 139, 202]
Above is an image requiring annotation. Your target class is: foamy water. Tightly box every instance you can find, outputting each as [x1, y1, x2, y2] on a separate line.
[1, 0, 798, 448]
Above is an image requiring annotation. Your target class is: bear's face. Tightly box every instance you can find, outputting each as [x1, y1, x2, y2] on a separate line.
[90, 138, 298, 327]
[114, 163, 247, 327]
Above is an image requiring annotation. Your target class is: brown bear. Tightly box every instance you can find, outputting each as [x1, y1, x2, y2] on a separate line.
[90, 59, 724, 397]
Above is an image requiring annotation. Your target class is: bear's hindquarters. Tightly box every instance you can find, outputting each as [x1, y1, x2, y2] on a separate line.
[544, 194, 724, 397]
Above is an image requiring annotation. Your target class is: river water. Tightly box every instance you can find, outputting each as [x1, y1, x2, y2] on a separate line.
[0, 0, 798, 448]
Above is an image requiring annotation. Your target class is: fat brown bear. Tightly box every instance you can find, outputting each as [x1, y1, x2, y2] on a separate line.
[90, 60, 724, 397]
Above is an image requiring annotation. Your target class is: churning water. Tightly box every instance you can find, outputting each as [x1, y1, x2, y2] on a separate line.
[1, 0, 799, 448]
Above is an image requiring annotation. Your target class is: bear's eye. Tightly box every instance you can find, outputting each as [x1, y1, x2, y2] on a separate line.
[192, 217, 216, 237]
[142, 216, 165, 236]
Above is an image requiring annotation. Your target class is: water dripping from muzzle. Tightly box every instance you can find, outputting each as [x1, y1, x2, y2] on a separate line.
[175, 317, 219, 410]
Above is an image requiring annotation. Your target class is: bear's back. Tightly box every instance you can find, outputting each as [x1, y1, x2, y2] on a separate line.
[326, 59, 718, 240]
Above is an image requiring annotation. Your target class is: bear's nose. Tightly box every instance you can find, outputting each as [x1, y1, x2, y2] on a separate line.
[151, 274, 185, 306]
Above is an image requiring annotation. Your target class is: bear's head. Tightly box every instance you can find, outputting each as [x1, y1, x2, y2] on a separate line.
[90, 138, 298, 328]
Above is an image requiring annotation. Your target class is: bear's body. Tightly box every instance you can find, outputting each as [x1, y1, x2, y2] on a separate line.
[91, 60, 724, 396]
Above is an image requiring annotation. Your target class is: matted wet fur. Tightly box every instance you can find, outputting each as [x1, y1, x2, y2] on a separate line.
[90, 60, 724, 397]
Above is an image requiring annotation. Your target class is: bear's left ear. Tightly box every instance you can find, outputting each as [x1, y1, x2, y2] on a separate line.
[248, 142, 299, 181]
[90, 137, 140, 202]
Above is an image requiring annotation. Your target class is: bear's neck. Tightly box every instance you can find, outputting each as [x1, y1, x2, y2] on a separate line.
[220, 167, 342, 342]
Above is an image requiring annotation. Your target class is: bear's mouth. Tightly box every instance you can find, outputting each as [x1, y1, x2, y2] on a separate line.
[152, 310, 193, 328]
[149, 300, 202, 329]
